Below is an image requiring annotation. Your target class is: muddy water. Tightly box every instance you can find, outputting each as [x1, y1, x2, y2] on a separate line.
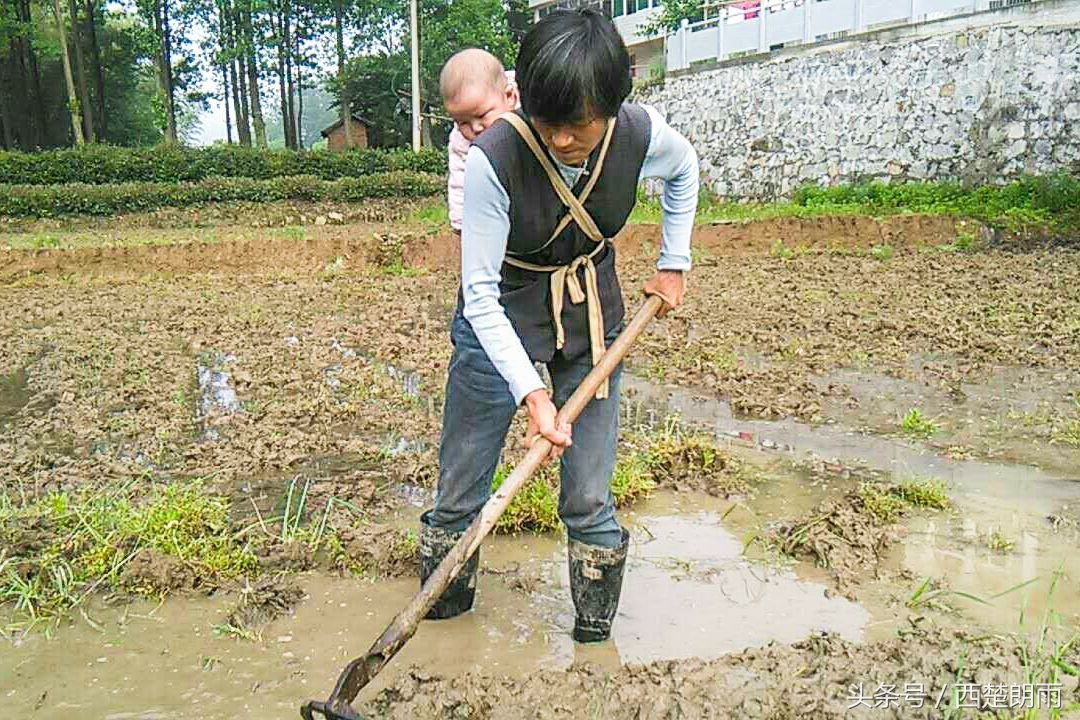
[1, 492, 870, 719]
[5, 369, 1079, 718]
[814, 362, 1080, 477]
[622, 374, 1080, 632]
[600, 502, 869, 663]
[623, 373, 1080, 517]
[899, 507, 1080, 629]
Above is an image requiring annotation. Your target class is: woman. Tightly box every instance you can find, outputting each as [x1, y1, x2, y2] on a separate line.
[420, 8, 699, 644]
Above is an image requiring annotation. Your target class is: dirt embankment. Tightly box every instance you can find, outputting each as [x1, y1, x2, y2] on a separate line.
[0, 213, 969, 280]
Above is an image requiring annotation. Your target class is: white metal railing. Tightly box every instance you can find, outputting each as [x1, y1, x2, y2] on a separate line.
[666, 0, 1037, 70]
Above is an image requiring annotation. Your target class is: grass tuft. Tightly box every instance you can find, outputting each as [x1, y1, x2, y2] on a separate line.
[857, 483, 908, 523]
[987, 529, 1016, 553]
[491, 427, 748, 534]
[1, 482, 256, 631]
[900, 408, 938, 439]
[492, 467, 562, 534]
[1050, 416, 1080, 448]
[896, 477, 950, 510]
[870, 244, 894, 261]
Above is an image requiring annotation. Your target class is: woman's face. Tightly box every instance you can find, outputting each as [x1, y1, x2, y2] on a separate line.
[531, 115, 608, 166]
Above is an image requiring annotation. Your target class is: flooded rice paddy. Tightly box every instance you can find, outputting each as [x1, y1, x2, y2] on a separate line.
[2, 207, 1079, 718]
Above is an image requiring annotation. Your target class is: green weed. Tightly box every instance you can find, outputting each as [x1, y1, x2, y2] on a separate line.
[275, 226, 305, 242]
[896, 477, 950, 510]
[905, 575, 1037, 612]
[380, 259, 426, 278]
[630, 173, 1080, 236]
[28, 233, 61, 249]
[322, 256, 346, 277]
[858, 483, 908, 523]
[610, 452, 659, 508]
[1050, 417, 1080, 448]
[987, 529, 1015, 553]
[637, 359, 668, 382]
[906, 577, 989, 612]
[1018, 570, 1080, 719]
[492, 466, 561, 534]
[770, 240, 796, 260]
[857, 478, 950, 524]
[406, 200, 449, 230]
[212, 621, 260, 642]
[870, 244, 894, 261]
[900, 408, 938, 439]
[491, 426, 736, 533]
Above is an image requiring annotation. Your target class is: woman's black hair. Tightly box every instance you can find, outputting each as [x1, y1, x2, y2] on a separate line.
[515, 9, 632, 124]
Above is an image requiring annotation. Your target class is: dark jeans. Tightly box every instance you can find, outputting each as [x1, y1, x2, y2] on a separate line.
[428, 311, 623, 548]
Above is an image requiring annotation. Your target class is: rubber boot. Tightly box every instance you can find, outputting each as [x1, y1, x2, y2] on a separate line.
[568, 528, 630, 643]
[419, 510, 479, 620]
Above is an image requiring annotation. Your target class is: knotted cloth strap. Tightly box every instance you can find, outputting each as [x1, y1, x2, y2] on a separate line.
[498, 112, 617, 400]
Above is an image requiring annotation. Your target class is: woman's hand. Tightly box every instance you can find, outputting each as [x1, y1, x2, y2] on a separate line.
[524, 389, 572, 461]
[643, 270, 686, 317]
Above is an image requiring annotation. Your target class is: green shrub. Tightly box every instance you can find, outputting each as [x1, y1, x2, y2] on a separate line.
[0, 144, 447, 185]
[0, 171, 443, 217]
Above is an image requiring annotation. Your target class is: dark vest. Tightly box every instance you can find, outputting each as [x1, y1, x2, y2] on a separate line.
[462, 103, 652, 363]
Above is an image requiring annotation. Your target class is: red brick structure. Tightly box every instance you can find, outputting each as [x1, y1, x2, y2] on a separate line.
[321, 115, 370, 151]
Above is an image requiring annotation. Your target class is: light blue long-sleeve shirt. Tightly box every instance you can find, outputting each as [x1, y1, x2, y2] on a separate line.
[460, 104, 699, 405]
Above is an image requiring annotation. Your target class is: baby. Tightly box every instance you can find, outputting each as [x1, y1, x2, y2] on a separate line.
[440, 48, 520, 234]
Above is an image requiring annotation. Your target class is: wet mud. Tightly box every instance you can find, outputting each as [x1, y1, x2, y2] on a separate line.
[765, 484, 924, 598]
[224, 575, 306, 631]
[120, 549, 202, 593]
[362, 630, 1079, 720]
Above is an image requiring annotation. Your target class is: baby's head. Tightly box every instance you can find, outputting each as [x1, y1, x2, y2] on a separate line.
[440, 49, 518, 141]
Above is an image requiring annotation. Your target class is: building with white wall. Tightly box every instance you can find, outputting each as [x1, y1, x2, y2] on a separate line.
[528, 0, 667, 77]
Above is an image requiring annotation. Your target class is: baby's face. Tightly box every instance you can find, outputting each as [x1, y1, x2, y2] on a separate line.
[446, 82, 517, 142]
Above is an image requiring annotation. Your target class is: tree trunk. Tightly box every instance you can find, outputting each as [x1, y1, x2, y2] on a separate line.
[215, 0, 232, 143]
[52, 0, 85, 144]
[421, 116, 433, 148]
[283, 0, 296, 149]
[270, 6, 289, 148]
[223, 0, 250, 145]
[0, 73, 14, 148]
[162, 0, 177, 143]
[153, 0, 177, 144]
[237, 53, 252, 146]
[5, 33, 29, 148]
[23, 0, 47, 147]
[333, 0, 350, 148]
[233, 57, 250, 145]
[295, 14, 303, 150]
[85, 0, 107, 140]
[69, 0, 95, 141]
[242, 0, 266, 148]
[222, 61, 233, 143]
